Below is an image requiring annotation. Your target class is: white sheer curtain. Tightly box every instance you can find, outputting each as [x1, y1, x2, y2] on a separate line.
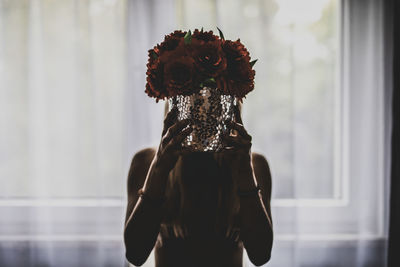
[0, 0, 172, 266]
[0, 0, 390, 266]
[174, 0, 390, 266]
[0, 0, 129, 266]
[125, 1, 176, 266]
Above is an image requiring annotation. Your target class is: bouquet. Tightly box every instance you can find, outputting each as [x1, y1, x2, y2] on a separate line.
[144, 28, 257, 151]
[145, 28, 257, 103]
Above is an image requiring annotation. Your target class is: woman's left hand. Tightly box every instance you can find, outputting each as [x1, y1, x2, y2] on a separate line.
[220, 104, 253, 172]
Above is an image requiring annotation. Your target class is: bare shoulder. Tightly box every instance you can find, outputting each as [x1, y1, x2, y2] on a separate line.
[251, 151, 273, 223]
[131, 147, 157, 167]
[126, 147, 157, 196]
[251, 152, 271, 177]
[251, 152, 272, 201]
[251, 152, 268, 165]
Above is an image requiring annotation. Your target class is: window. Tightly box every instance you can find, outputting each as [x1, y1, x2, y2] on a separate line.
[175, 0, 389, 265]
[0, 0, 389, 266]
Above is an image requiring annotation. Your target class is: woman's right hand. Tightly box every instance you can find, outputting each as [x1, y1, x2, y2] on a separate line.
[152, 107, 193, 175]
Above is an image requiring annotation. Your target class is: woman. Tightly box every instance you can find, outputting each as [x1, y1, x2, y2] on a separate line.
[124, 101, 273, 267]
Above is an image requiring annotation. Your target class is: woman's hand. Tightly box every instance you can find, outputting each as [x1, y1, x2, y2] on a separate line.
[220, 105, 257, 191]
[152, 107, 193, 175]
[221, 106, 273, 265]
[221, 104, 253, 170]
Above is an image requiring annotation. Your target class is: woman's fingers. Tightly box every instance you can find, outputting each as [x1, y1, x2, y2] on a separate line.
[226, 120, 252, 141]
[164, 125, 193, 152]
[170, 125, 193, 145]
[222, 134, 250, 148]
[230, 105, 242, 137]
[162, 119, 191, 145]
[162, 107, 178, 136]
[234, 104, 243, 124]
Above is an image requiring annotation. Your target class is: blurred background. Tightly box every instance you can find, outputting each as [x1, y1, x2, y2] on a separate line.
[0, 0, 394, 266]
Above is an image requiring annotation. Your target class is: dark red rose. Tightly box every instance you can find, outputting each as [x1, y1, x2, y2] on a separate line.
[224, 58, 255, 101]
[192, 29, 219, 42]
[188, 38, 227, 78]
[145, 58, 168, 103]
[226, 66, 255, 100]
[221, 39, 255, 100]
[222, 39, 251, 62]
[157, 30, 186, 53]
[158, 37, 188, 64]
[146, 48, 158, 70]
[163, 56, 196, 96]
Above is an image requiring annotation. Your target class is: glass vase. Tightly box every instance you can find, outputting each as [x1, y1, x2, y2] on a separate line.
[168, 86, 237, 152]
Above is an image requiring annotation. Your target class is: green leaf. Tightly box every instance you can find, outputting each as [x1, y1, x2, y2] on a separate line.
[216, 27, 225, 40]
[250, 59, 258, 67]
[184, 30, 192, 44]
[202, 77, 216, 87]
[201, 78, 216, 87]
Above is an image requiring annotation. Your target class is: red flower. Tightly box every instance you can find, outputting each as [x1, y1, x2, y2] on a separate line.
[145, 58, 168, 103]
[226, 66, 255, 100]
[223, 39, 252, 62]
[163, 56, 196, 96]
[188, 38, 227, 78]
[157, 30, 186, 53]
[222, 39, 255, 100]
[192, 29, 219, 42]
[145, 31, 188, 101]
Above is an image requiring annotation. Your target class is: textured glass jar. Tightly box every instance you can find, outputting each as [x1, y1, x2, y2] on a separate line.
[168, 86, 238, 152]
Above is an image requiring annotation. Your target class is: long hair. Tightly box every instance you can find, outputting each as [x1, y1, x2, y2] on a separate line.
[161, 101, 242, 238]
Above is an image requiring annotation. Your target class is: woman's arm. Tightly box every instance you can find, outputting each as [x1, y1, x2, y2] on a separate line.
[124, 109, 192, 266]
[236, 153, 273, 266]
[124, 148, 155, 225]
[124, 148, 169, 266]
[221, 108, 273, 266]
[252, 153, 273, 227]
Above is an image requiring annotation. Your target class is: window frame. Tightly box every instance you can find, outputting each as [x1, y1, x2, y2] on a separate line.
[0, 0, 390, 250]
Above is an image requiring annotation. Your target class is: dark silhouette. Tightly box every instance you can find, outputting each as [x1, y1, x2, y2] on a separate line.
[388, 0, 400, 266]
[124, 101, 273, 267]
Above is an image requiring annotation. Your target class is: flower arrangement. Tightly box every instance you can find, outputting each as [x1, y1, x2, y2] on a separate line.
[145, 28, 257, 103]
